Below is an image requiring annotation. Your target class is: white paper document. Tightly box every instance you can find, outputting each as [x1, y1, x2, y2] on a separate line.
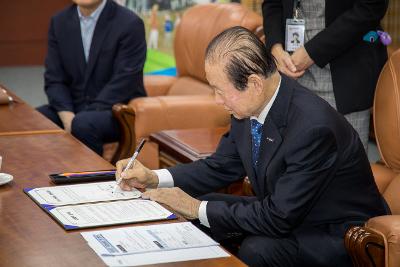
[24, 182, 176, 230]
[81, 222, 230, 266]
[49, 200, 175, 229]
[25, 181, 141, 206]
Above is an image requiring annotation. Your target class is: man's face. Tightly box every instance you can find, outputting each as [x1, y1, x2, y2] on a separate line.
[72, 0, 103, 9]
[205, 62, 257, 120]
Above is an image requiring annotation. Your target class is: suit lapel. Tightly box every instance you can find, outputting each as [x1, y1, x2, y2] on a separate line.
[83, 0, 114, 86]
[255, 75, 294, 196]
[256, 118, 282, 196]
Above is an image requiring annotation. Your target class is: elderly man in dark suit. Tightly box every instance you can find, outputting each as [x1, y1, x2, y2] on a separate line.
[115, 26, 388, 266]
[38, 0, 146, 155]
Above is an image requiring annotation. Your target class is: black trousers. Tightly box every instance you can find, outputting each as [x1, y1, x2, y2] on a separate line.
[198, 193, 299, 267]
[37, 105, 120, 155]
[198, 193, 353, 267]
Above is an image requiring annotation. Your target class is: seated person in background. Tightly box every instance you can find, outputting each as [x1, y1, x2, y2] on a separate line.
[115, 26, 388, 267]
[38, 0, 146, 155]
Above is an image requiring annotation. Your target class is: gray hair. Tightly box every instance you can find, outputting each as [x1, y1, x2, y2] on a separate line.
[205, 26, 276, 91]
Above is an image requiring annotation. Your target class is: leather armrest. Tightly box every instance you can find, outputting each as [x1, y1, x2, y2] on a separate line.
[345, 224, 386, 267]
[130, 95, 230, 138]
[365, 215, 400, 267]
[345, 215, 400, 267]
[112, 95, 230, 167]
[144, 75, 177, 97]
[366, 215, 400, 237]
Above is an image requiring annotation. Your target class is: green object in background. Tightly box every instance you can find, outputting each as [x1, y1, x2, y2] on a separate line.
[144, 49, 176, 73]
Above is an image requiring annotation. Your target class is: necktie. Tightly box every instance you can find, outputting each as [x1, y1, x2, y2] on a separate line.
[251, 119, 263, 167]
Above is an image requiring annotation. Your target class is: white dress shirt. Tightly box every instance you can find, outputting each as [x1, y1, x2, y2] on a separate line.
[154, 76, 282, 227]
[77, 0, 106, 62]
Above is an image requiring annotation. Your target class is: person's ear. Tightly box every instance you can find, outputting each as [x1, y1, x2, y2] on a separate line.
[247, 74, 263, 95]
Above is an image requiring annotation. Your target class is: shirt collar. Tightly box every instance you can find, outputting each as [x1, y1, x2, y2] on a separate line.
[77, 0, 106, 21]
[250, 75, 281, 124]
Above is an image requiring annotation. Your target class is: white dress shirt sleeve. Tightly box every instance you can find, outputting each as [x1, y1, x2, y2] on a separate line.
[153, 169, 174, 188]
[199, 201, 210, 228]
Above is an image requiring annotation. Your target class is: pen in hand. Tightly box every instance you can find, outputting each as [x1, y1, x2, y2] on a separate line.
[112, 138, 146, 194]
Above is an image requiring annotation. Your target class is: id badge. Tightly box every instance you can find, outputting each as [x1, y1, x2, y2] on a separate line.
[285, 19, 305, 52]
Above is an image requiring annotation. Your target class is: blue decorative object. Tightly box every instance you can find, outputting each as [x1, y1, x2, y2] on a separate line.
[363, 31, 379, 43]
[363, 30, 392, 46]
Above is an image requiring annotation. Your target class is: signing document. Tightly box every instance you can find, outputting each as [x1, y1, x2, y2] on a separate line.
[81, 222, 229, 266]
[24, 182, 176, 230]
[25, 181, 141, 205]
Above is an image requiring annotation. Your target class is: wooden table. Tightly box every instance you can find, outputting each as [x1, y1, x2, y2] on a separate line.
[0, 85, 62, 135]
[150, 128, 227, 168]
[0, 133, 244, 266]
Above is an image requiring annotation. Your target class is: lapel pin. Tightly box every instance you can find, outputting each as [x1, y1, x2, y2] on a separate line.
[266, 137, 274, 142]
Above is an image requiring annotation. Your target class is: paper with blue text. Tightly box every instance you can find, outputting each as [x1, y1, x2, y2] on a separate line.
[81, 222, 229, 266]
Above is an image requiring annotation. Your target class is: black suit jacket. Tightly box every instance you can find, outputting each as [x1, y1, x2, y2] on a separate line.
[262, 0, 388, 114]
[44, 0, 146, 113]
[169, 75, 388, 265]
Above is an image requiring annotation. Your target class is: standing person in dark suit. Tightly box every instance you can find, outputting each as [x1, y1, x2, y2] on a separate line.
[37, 0, 146, 155]
[115, 27, 388, 266]
[262, 0, 388, 151]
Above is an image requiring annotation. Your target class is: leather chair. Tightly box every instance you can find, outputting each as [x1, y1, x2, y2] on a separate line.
[112, 3, 263, 168]
[345, 48, 400, 267]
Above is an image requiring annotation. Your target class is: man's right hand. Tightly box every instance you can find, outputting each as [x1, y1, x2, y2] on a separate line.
[115, 159, 159, 191]
[58, 111, 75, 133]
[271, 44, 304, 79]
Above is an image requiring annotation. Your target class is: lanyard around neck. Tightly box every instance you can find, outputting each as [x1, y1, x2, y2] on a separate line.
[294, 0, 301, 19]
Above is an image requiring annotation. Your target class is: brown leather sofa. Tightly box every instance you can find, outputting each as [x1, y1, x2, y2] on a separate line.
[345, 49, 400, 267]
[112, 3, 263, 168]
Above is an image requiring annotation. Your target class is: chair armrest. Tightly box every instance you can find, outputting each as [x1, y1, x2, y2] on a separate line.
[366, 215, 400, 267]
[345, 224, 385, 267]
[112, 95, 230, 161]
[112, 103, 138, 164]
[345, 215, 400, 267]
[132, 95, 230, 137]
[144, 75, 177, 96]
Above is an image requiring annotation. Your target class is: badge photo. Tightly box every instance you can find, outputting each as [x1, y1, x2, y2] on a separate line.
[285, 19, 305, 52]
